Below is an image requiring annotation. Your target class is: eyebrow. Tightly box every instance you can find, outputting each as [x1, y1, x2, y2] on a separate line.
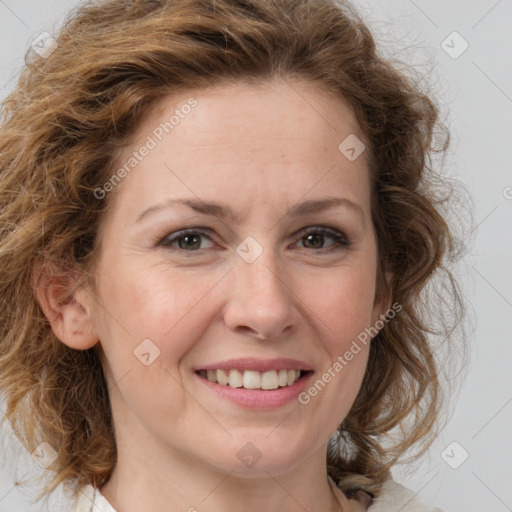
[136, 197, 365, 225]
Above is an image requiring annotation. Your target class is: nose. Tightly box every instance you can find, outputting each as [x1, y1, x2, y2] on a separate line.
[222, 247, 300, 341]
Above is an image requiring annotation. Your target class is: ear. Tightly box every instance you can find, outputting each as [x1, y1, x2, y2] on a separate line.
[371, 270, 395, 326]
[34, 266, 99, 350]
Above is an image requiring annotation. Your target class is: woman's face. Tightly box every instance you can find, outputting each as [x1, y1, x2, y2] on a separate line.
[84, 79, 389, 477]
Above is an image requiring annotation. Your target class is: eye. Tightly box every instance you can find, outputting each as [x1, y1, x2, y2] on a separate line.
[294, 227, 350, 251]
[160, 229, 214, 251]
[157, 226, 351, 255]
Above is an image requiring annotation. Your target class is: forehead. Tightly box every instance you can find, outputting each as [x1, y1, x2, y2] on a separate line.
[104, 79, 370, 223]
[145, 79, 363, 151]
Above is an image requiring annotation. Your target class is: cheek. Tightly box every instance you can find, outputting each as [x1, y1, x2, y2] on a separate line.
[95, 263, 222, 363]
[299, 270, 374, 423]
[300, 264, 377, 347]
[93, 266, 221, 421]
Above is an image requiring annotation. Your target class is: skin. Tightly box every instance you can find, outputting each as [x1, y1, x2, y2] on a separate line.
[39, 79, 391, 512]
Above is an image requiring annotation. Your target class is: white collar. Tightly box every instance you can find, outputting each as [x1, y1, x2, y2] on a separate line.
[72, 479, 443, 512]
[71, 484, 118, 512]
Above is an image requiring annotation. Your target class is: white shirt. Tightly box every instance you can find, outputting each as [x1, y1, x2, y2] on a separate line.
[71, 478, 445, 512]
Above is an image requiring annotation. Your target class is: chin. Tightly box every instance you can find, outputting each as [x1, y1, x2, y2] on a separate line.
[196, 433, 317, 478]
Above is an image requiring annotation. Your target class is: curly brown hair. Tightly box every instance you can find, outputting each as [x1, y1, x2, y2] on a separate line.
[0, 0, 467, 502]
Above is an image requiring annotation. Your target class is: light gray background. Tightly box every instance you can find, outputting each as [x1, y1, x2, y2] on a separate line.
[0, 1, 511, 511]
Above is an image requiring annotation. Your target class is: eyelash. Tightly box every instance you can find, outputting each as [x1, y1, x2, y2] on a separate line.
[157, 226, 351, 256]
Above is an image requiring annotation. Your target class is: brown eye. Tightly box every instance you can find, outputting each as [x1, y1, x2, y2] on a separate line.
[161, 230, 214, 251]
[296, 228, 350, 251]
[302, 232, 328, 249]
[177, 234, 202, 250]
[158, 226, 350, 255]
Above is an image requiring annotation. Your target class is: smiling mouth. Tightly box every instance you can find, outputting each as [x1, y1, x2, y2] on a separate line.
[196, 369, 311, 390]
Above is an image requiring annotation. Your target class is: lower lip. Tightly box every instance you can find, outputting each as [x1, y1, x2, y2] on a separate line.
[196, 372, 313, 409]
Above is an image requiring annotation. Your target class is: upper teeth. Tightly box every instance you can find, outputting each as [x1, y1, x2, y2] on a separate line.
[200, 369, 302, 390]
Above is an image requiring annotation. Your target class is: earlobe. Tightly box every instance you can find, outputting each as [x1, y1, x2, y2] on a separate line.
[34, 271, 99, 350]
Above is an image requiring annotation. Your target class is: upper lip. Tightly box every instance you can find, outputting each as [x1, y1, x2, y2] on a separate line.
[196, 358, 313, 372]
